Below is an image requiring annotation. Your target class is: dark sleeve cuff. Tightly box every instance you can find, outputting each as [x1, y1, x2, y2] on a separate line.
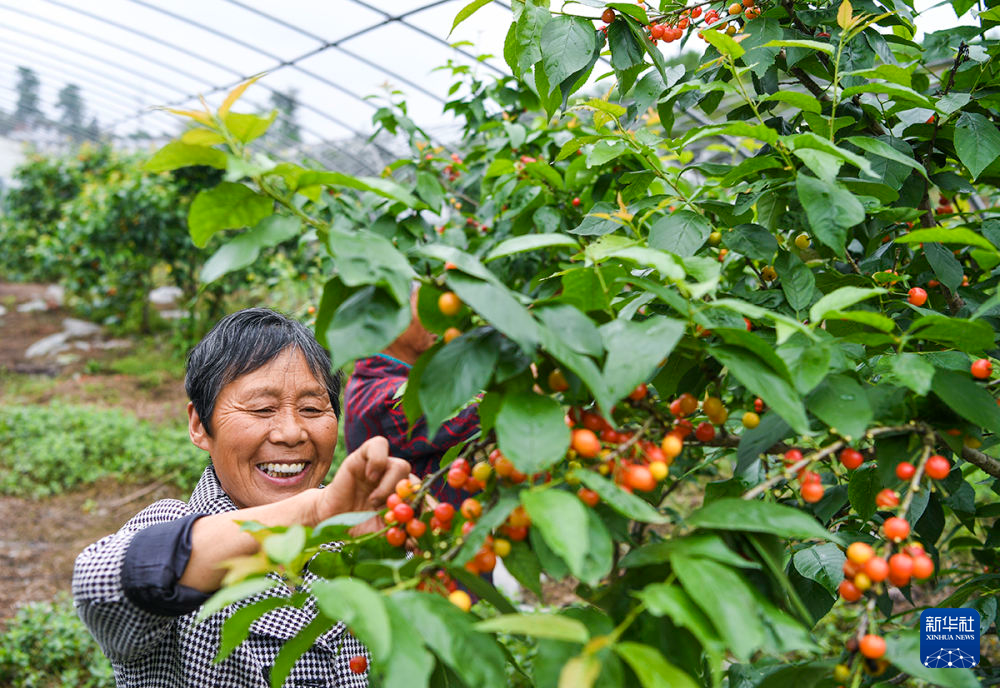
[122, 513, 212, 617]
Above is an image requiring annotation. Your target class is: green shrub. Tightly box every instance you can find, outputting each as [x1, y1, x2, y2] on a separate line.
[0, 404, 207, 498]
[0, 594, 113, 688]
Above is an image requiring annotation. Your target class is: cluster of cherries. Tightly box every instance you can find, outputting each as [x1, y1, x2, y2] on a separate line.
[830, 539, 935, 680]
[600, 1, 762, 45]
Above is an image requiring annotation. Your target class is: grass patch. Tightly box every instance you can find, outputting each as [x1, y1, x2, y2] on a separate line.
[0, 369, 60, 404]
[89, 337, 186, 389]
[0, 593, 113, 688]
[0, 404, 207, 498]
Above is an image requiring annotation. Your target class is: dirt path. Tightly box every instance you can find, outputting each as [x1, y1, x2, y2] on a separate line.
[0, 480, 186, 619]
[0, 282, 189, 619]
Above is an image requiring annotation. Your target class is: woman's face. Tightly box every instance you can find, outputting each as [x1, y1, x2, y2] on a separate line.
[187, 347, 338, 508]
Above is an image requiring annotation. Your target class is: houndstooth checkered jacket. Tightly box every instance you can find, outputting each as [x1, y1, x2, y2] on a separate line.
[73, 465, 370, 687]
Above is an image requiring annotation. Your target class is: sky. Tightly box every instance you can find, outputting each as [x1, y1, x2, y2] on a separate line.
[0, 0, 978, 148]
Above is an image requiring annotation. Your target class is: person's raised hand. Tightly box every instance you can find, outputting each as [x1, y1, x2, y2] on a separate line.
[312, 436, 410, 527]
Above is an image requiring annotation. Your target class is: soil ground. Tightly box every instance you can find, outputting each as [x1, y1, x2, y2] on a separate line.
[0, 282, 187, 619]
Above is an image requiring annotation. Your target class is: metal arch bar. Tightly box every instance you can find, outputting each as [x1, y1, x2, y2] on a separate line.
[342, 0, 507, 76]
[0, 89, 126, 143]
[32, 0, 399, 157]
[0, 40, 176, 119]
[127, 0, 430, 108]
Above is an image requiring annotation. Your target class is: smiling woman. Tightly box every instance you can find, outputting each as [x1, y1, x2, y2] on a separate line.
[72, 308, 411, 687]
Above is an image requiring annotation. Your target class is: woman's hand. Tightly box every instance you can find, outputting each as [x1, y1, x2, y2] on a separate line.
[313, 436, 411, 530]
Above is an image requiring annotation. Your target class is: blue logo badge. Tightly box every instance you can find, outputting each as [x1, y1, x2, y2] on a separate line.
[920, 608, 980, 668]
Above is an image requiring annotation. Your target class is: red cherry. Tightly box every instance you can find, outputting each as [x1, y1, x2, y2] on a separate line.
[386, 527, 406, 547]
[895, 461, 915, 480]
[838, 579, 862, 602]
[571, 197, 581, 207]
[349, 655, 368, 674]
[925, 454, 951, 480]
[753, 397, 764, 412]
[434, 502, 455, 522]
[783, 449, 803, 466]
[839, 448, 864, 470]
[801, 481, 825, 503]
[406, 518, 427, 538]
[875, 488, 899, 508]
[694, 421, 716, 442]
[972, 358, 992, 379]
[883, 517, 910, 542]
[601, 8, 615, 22]
[392, 503, 414, 524]
[908, 287, 927, 306]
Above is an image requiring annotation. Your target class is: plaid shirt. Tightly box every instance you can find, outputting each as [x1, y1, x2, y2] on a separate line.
[344, 354, 480, 503]
[73, 465, 368, 688]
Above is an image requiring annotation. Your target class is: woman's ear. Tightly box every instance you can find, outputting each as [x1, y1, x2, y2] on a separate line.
[187, 402, 212, 453]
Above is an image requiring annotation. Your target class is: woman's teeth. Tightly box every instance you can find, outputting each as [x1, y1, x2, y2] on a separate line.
[259, 462, 306, 477]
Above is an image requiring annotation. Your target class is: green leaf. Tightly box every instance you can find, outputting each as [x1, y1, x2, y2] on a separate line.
[841, 82, 933, 107]
[415, 170, 445, 211]
[447, 272, 540, 353]
[572, 470, 669, 524]
[807, 374, 873, 440]
[793, 149, 842, 182]
[324, 285, 410, 369]
[327, 227, 415, 304]
[484, 233, 579, 261]
[607, 19, 644, 72]
[932, 369, 1000, 436]
[615, 642, 701, 688]
[521, 489, 590, 579]
[885, 631, 981, 688]
[601, 316, 684, 404]
[600, 246, 685, 281]
[540, 16, 597, 96]
[908, 315, 996, 352]
[809, 286, 886, 323]
[622, 533, 760, 569]
[580, 507, 613, 586]
[709, 345, 809, 434]
[637, 583, 722, 649]
[270, 615, 329, 688]
[687, 498, 842, 543]
[558, 655, 601, 688]
[262, 525, 305, 565]
[954, 112, 1000, 180]
[216, 597, 288, 662]
[418, 329, 498, 437]
[887, 353, 935, 395]
[144, 141, 226, 172]
[536, 304, 604, 358]
[847, 464, 880, 522]
[392, 591, 506, 687]
[297, 170, 423, 208]
[671, 555, 764, 660]
[792, 543, 846, 594]
[311, 578, 391, 658]
[474, 614, 589, 643]
[450, 0, 493, 35]
[923, 242, 964, 291]
[223, 111, 276, 144]
[380, 599, 435, 688]
[648, 211, 713, 257]
[795, 175, 865, 258]
[775, 251, 816, 314]
[200, 215, 301, 283]
[763, 38, 834, 55]
[722, 223, 779, 261]
[496, 390, 570, 474]
[188, 182, 274, 248]
[845, 136, 928, 180]
[894, 227, 997, 252]
[788, 133, 875, 176]
[539, 323, 614, 415]
[196, 577, 279, 622]
[702, 28, 745, 58]
[760, 91, 821, 114]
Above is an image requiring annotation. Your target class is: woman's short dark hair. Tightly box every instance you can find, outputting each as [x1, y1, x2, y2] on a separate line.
[185, 308, 343, 435]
